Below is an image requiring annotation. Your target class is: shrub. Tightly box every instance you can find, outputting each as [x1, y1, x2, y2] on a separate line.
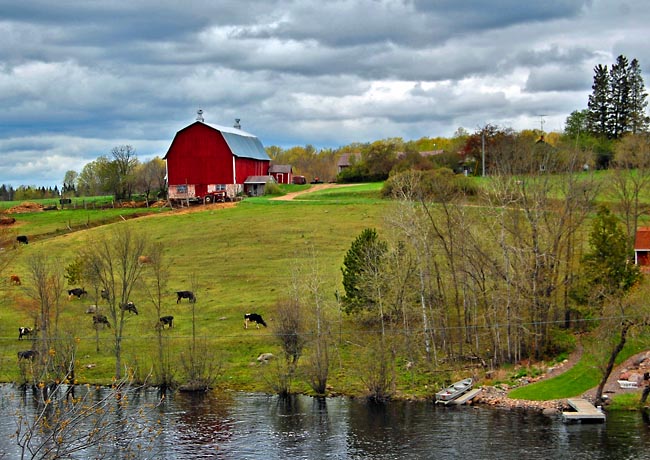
[264, 181, 282, 196]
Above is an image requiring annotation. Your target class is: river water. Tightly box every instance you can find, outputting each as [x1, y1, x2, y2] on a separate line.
[1, 385, 649, 459]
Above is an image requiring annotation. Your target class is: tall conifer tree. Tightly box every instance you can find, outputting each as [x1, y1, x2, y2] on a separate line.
[587, 64, 610, 137]
[628, 58, 649, 134]
[608, 55, 631, 139]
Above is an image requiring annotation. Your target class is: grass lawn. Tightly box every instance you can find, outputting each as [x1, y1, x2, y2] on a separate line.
[508, 338, 649, 401]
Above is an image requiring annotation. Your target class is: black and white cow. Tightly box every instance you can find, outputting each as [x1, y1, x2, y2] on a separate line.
[176, 290, 196, 303]
[120, 301, 138, 315]
[17, 350, 38, 360]
[244, 313, 267, 329]
[159, 315, 174, 329]
[101, 289, 110, 301]
[93, 314, 111, 328]
[18, 327, 33, 340]
[68, 287, 87, 299]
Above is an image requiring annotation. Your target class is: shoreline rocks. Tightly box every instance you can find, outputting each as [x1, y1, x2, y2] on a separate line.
[473, 386, 568, 413]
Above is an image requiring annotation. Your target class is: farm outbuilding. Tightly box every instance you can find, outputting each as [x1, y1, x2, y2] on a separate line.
[268, 164, 294, 184]
[164, 112, 271, 202]
[244, 175, 277, 197]
[635, 227, 650, 273]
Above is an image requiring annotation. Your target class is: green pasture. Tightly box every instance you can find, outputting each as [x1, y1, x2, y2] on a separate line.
[0, 184, 395, 393]
[2, 175, 650, 400]
[0, 201, 168, 244]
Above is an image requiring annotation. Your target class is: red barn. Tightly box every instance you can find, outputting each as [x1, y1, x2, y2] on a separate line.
[164, 113, 270, 202]
[635, 227, 650, 273]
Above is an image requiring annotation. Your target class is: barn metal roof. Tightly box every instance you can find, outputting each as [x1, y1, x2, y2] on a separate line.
[209, 123, 270, 161]
[244, 175, 276, 184]
[268, 164, 293, 174]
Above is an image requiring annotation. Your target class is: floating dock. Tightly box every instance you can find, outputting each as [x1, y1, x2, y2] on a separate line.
[451, 388, 482, 405]
[562, 398, 606, 422]
[436, 388, 482, 406]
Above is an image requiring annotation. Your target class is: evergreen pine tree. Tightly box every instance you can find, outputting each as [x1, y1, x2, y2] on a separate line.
[628, 58, 649, 134]
[340, 228, 387, 315]
[608, 55, 631, 139]
[587, 64, 610, 137]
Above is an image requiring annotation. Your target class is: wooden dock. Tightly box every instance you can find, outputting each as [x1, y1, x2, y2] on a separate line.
[451, 388, 482, 405]
[436, 388, 482, 406]
[562, 398, 606, 422]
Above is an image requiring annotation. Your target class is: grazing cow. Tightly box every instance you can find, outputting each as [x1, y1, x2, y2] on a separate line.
[17, 350, 38, 361]
[18, 327, 34, 340]
[16, 235, 28, 245]
[176, 290, 196, 303]
[159, 315, 174, 329]
[93, 314, 111, 328]
[120, 301, 138, 315]
[138, 255, 153, 265]
[244, 313, 267, 329]
[85, 305, 98, 314]
[10, 274, 21, 285]
[68, 287, 87, 299]
[101, 289, 110, 301]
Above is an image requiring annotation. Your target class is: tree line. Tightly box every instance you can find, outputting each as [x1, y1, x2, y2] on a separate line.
[0, 184, 60, 201]
[63, 145, 167, 203]
[271, 55, 649, 182]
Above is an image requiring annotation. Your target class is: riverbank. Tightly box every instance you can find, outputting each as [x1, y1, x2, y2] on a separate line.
[471, 349, 650, 414]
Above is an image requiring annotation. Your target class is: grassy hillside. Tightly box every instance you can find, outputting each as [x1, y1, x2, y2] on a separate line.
[0, 183, 400, 395]
[2, 177, 648, 403]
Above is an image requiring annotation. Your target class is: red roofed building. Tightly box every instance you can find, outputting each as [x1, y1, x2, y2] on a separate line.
[634, 227, 650, 272]
[268, 164, 294, 184]
[164, 111, 270, 202]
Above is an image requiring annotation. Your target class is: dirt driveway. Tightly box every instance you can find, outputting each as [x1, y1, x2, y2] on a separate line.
[271, 183, 359, 201]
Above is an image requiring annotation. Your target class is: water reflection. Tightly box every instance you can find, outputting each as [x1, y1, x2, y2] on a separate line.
[2, 385, 650, 459]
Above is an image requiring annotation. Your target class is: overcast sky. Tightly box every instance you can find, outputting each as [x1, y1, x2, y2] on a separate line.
[1, 0, 649, 188]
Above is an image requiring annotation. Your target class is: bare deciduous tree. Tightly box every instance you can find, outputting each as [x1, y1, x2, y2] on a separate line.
[609, 133, 650, 251]
[272, 297, 306, 395]
[142, 242, 175, 390]
[592, 282, 650, 404]
[292, 250, 331, 395]
[13, 367, 162, 459]
[179, 273, 219, 391]
[135, 157, 167, 205]
[110, 145, 140, 201]
[82, 224, 148, 379]
[24, 253, 66, 383]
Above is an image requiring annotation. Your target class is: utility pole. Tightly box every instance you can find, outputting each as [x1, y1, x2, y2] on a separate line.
[481, 132, 485, 177]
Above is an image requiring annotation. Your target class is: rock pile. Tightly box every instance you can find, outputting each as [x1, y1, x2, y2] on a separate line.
[618, 351, 650, 384]
[474, 386, 568, 414]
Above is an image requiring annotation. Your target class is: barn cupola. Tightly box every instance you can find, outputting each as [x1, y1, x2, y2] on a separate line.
[234, 118, 241, 129]
[196, 109, 204, 122]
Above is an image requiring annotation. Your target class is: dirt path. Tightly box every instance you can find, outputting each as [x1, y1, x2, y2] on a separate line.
[271, 183, 360, 201]
[538, 345, 650, 400]
[164, 202, 237, 215]
[581, 350, 650, 400]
